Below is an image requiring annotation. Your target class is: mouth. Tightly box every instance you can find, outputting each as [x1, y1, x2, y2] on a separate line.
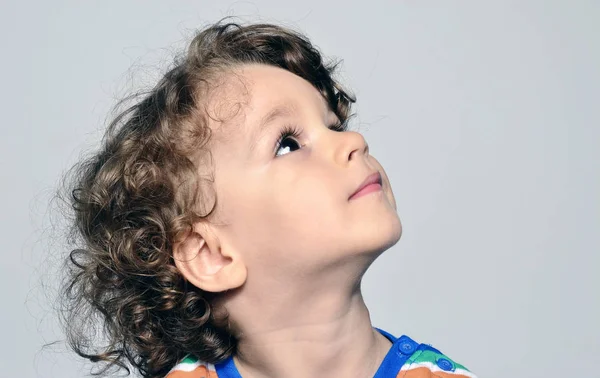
[349, 172, 383, 200]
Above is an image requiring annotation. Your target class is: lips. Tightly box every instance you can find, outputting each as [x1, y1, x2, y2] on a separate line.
[349, 172, 382, 200]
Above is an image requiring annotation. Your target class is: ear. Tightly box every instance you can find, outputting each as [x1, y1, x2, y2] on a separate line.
[172, 222, 247, 293]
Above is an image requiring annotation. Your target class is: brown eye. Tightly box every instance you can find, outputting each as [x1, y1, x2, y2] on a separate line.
[275, 125, 302, 157]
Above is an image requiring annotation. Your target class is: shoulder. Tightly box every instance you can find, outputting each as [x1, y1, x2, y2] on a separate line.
[164, 355, 219, 378]
[397, 336, 477, 378]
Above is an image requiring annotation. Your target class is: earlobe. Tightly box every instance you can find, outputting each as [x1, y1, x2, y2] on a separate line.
[172, 222, 247, 293]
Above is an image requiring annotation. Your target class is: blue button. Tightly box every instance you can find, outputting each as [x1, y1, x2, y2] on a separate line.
[397, 340, 416, 355]
[436, 358, 454, 371]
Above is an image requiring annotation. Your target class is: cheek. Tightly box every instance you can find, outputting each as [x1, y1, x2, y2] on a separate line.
[273, 167, 342, 213]
[273, 176, 351, 256]
[210, 157, 353, 273]
[246, 170, 344, 243]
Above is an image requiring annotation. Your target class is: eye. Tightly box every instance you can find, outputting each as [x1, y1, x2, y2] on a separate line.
[274, 120, 348, 158]
[275, 125, 303, 157]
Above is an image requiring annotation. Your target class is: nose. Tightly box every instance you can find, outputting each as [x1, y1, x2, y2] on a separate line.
[335, 130, 369, 165]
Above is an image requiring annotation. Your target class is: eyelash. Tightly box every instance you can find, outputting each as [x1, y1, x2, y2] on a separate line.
[274, 121, 348, 156]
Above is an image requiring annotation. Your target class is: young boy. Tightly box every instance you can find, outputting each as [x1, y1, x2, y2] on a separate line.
[59, 19, 477, 378]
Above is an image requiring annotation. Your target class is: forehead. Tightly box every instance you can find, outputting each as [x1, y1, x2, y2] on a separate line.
[205, 64, 332, 142]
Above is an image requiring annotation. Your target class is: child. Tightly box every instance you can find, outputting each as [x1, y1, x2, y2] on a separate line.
[59, 18, 477, 378]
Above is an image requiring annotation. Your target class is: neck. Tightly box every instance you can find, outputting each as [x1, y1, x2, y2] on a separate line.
[225, 272, 392, 378]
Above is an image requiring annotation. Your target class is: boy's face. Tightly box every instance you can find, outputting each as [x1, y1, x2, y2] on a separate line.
[202, 63, 401, 284]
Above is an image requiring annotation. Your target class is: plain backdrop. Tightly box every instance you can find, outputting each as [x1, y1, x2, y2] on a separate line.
[1, 1, 598, 377]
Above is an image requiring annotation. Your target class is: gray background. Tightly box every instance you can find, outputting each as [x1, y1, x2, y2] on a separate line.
[2, 1, 598, 377]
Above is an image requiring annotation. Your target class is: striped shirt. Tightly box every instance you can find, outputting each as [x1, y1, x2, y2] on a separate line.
[165, 328, 477, 378]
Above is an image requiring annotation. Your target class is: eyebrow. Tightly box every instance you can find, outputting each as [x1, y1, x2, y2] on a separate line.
[248, 102, 298, 153]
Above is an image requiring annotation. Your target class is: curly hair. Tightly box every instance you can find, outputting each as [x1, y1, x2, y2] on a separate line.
[57, 17, 356, 378]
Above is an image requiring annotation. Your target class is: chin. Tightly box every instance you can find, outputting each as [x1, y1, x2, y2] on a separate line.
[374, 215, 403, 256]
[353, 222, 402, 262]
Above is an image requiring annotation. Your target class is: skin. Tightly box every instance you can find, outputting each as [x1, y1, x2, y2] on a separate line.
[174, 63, 403, 378]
